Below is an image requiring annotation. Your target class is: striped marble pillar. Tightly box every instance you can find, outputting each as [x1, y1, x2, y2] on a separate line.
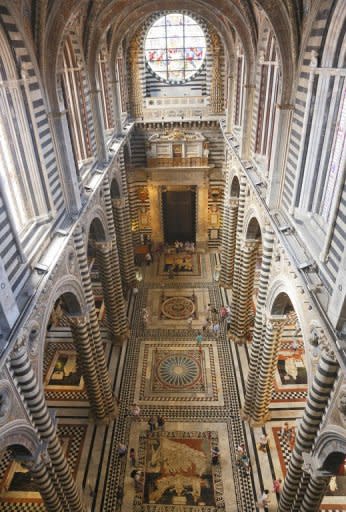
[68, 314, 106, 420]
[219, 197, 239, 288]
[9, 342, 85, 512]
[300, 473, 330, 512]
[112, 150, 136, 290]
[94, 241, 128, 337]
[229, 176, 247, 332]
[73, 228, 115, 419]
[279, 347, 339, 512]
[251, 317, 284, 424]
[19, 447, 65, 512]
[100, 179, 128, 336]
[242, 227, 275, 419]
[231, 239, 259, 343]
[112, 196, 136, 290]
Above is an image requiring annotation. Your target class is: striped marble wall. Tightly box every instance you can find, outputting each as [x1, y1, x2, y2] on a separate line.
[280, 1, 345, 290]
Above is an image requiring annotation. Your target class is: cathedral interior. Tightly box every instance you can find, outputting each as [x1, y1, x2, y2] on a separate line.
[0, 1, 345, 511]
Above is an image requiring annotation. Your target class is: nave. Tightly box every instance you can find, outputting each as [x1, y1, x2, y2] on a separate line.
[0, 251, 344, 511]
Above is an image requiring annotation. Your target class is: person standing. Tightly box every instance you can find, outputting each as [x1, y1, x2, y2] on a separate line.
[258, 433, 269, 452]
[213, 321, 220, 338]
[256, 490, 270, 510]
[196, 332, 203, 352]
[148, 415, 156, 432]
[157, 415, 165, 431]
[129, 448, 136, 466]
[273, 477, 282, 496]
[132, 404, 141, 421]
[145, 252, 152, 266]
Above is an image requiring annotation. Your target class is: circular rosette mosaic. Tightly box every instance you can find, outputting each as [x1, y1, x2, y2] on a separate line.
[161, 296, 195, 319]
[156, 354, 201, 388]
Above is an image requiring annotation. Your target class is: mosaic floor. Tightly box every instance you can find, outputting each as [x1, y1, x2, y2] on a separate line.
[0, 252, 345, 511]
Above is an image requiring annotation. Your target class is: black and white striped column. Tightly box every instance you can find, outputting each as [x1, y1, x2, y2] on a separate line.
[73, 227, 115, 419]
[251, 317, 283, 424]
[112, 151, 136, 290]
[279, 347, 339, 512]
[300, 473, 329, 512]
[229, 176, 246, 330]
[97, 178, 128, 336]
[19, 447, 65, 512]
[94, 241, 127, 337]
[68, 314, 106, 420]
[242, 227, 275, 419]
[220, 197, 239, 288]
[231, 239, 258, 343]
[9, 342, 85, 512]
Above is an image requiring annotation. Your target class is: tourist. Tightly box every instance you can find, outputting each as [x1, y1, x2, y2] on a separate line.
[196, 332, 203, 351]
[220, 306, 228, 320]
[132, 404, 141, 420]
[211, 306, 218, 321]
[236, 442, 246, 464]
[329, 476, 338, 492]
[239, 453, 250, 473]
[280, 422, 291, 442]
[145, 252, 152, 266]
[118, 443, 127, 457]
[273, 477, 282, 495]
[290, 339, 299, 351]
[148, 415, 156, 432]
[129, 448, 136, 466]
[131, 469, 144, 491]
[187, 316, 193, 329]
[213, 322, 220, 338]
[157, 415, 165, 430]
[258, 433, 269, 452]
[256, 489, 270, 510]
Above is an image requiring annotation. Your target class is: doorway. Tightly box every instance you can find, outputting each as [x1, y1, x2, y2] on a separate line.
[162, 188, 196, 243]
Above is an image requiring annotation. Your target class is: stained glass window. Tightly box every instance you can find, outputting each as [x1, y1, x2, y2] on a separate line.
[145, 14, 206, 82]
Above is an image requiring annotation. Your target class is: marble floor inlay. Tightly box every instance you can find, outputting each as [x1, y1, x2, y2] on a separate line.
[135, 340, 223, 405]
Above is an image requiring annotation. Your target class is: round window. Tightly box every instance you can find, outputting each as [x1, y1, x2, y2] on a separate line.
[145, 13, 206, 83]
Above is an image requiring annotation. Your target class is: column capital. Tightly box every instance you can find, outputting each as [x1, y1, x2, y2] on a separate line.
[18, 442, 50, 471]
[310, 326, 337, 363]
[67, 313, 89, 327]
[112, 197, 126, 208]
[275, 103, 295, 111]
[229, 197, 239, 209]
[93, 240, 113, 252]
[47, 109, 68, 119]
[240, 238, 259, 251]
